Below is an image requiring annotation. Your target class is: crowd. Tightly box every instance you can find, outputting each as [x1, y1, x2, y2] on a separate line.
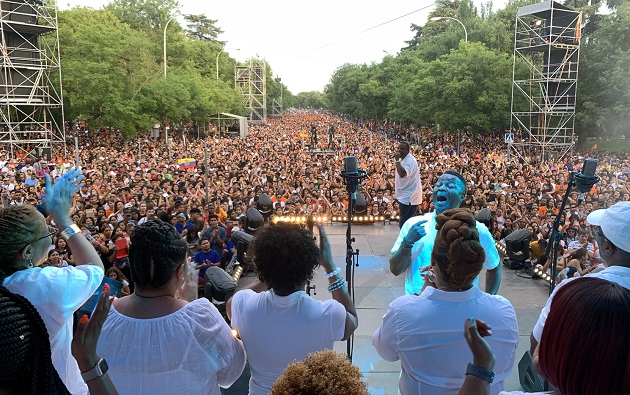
[1, 110, 630, 395]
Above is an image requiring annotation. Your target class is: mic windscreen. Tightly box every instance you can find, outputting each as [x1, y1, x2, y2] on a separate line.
[581, 158, 598, 177]
[344, 156, 358, 175]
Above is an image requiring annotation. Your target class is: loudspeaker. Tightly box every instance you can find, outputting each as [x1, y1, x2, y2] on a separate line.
[518, 351, 545, 392]
[354, 192, 367, 215]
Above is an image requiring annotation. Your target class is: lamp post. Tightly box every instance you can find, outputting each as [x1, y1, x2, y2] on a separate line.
[430, 16, 468, 43]
[163, 16, 176, 77]
[216, 48, 240, 82]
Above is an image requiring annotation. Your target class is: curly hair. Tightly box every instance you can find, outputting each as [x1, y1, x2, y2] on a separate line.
[431, 208, 485, 287]
[129, 220, 188, 289]
[0, 287, 70, 394]
[0, 205, 46, 280]
[270, 349, 368, 395]
[253, 223, 320, 295]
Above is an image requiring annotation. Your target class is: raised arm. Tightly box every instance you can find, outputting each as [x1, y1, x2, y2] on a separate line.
[44, 170, 103, 270]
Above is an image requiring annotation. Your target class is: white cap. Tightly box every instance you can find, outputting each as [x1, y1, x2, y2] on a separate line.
[587, 201, 630, 253]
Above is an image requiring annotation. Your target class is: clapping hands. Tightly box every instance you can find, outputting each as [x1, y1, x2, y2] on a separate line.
[44, 168, 84, 218]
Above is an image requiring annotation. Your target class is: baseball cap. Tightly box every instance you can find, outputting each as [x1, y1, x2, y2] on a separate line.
[587, 201, 630, 253]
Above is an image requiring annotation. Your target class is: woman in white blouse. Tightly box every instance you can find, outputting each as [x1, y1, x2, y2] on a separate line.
[97, 220, 246, 395]
[373, 208, 518, 395]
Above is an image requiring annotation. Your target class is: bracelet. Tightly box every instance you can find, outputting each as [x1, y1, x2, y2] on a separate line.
[400, 238, 415, 249]
[324, 267, 341, 279]
[466, 362, 495, 383]
[327, 277, 347, 292]
[60, 224, 81, 241]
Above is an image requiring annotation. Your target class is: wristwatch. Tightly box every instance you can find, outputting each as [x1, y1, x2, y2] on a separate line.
[81, 358, 109, 382]
[466, 362, 494, 383]
[60, 224, 81, 241]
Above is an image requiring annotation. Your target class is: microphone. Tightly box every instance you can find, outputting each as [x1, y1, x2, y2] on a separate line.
[574, 158, 599, 205]
[343, 156, 359, 175]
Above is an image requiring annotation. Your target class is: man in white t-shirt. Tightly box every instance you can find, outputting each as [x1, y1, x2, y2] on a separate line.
[530, 201, 630, 355]
[394, 141, 422, 228]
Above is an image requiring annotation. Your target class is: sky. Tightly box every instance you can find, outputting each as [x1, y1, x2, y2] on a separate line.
[60, 0, 505, 94]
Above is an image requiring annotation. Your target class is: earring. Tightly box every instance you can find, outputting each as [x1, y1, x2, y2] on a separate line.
[27, 259, 33, 269]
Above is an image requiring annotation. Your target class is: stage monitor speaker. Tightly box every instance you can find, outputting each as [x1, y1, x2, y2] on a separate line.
[354, 192, 367, 215]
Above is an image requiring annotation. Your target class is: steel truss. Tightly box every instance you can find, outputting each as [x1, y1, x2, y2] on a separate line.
[0, 0, 64, 160]
[235, 60, 266, 122]
[510, 1, 581, 162]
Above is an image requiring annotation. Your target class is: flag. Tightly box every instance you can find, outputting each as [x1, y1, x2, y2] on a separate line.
[178, 158, 196, 169]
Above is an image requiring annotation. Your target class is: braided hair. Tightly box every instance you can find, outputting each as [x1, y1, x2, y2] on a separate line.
[431, 208, 485, 288]
[0, 205, 46, 280]
[0, 287, 70, 394]
[129, 220, 188, 289]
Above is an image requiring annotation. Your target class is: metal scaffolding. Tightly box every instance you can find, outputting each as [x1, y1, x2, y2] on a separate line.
[510, 1, 581, 162]
[235, 59, 266, 122]
[0, 0, 65, 160]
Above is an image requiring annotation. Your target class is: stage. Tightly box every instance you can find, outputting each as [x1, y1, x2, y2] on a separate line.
[229, 222, 550, 394]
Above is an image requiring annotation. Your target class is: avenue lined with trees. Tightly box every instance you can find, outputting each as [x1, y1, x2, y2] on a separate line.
[51, 0, 629, 146]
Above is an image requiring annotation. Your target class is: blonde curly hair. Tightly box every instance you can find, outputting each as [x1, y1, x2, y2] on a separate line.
[270, 349, 369, 395]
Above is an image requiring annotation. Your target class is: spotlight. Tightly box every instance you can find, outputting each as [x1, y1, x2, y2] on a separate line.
[322, 216, 327, 222]
[257, 193, 273, 218]
[503, 229, 532, 270]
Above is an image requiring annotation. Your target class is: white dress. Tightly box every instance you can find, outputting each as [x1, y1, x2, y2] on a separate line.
[97, 298, 246, 395]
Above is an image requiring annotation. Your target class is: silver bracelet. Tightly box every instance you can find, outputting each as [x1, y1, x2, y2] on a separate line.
[324, 267, 341, 279]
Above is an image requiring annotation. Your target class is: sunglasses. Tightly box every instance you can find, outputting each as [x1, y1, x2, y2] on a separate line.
[590, 226, 609, 244]
[21, 226, 58, 251]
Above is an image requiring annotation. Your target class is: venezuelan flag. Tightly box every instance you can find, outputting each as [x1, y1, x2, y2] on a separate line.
[178, 158, 196, 169]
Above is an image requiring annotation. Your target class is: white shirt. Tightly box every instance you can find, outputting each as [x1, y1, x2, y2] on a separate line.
[97, 298, 246, 395]
[532, 265, 630, 342]
[373, 286, 518, 395]
[3, 265, 104, 395]
[395, 154, 422, 205]
[392, 212, 500, 295]
[230, 289, 346, 395]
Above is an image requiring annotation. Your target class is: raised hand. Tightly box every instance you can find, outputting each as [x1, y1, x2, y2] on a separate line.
[405, 219, 428, 244]
[43, 168, 84, 219]
[318, 224, 334, 273]
[463, 318, 495, 371]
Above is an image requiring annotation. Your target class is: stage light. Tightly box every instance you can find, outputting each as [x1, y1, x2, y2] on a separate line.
[257, 193, 273, 218]
[322, 216, 327, 222]
[503, 229, 532, 270]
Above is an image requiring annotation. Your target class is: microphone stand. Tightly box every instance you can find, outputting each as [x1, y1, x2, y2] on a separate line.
[340, 170, 367, 361]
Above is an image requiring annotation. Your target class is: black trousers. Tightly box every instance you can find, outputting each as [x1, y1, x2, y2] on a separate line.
[398, 202, 419, 229]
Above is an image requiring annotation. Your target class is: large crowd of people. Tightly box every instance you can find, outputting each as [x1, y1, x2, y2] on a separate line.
[1, 110, 629, 394]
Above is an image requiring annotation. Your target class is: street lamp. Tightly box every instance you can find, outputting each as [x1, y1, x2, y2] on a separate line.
[163, 16, 177, 77]
[216, 48, 240, 82]
[430, 16, 468, 43]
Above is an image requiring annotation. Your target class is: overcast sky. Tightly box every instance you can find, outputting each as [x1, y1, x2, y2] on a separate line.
[60, 0, 506, 94]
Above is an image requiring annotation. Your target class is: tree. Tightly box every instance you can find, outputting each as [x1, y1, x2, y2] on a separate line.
[575, 2, 630, 142]
[184, 14, 224, 42]
[294, 91, 327, 109]
[57, 7, 158, 138]
[106, 0, 180, 31]
[417, 42, 513, 133]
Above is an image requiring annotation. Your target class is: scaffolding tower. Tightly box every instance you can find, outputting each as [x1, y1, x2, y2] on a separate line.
[510, 1, 581, 162]
[235, 60, 266, 122]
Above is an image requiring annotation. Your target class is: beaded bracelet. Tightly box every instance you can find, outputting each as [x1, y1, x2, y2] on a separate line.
[327, 277, 347, 292]
[400, 238, 415, 249]
[324, 267, 341, 279]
